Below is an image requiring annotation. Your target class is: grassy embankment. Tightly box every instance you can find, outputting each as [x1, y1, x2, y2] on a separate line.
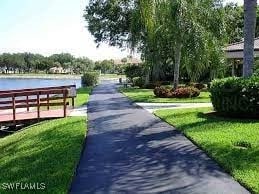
[0, 87, 93, 193]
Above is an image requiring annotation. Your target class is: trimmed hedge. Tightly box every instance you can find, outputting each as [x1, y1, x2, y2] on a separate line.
[81, 72, 99, 86]
[210, 76, 259, 117]
[124, 65, 144, 81]
[154, 86, 200, 98]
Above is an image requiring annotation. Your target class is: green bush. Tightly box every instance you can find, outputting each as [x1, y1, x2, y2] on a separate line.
[253, 69, 259, 77]
[154, 86, 200, 98]
[132, 77, 145, 88]
[81, 72, 99, 86]
[210, 76, 259, 117]
[124, 64, 145, 81]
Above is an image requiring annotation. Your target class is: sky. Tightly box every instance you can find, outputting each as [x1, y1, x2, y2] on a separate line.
[0, 0, 247, 61]
[224, 0, 243, 5]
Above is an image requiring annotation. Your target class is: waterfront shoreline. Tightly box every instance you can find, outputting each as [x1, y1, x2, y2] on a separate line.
[0, 74, 82, 80]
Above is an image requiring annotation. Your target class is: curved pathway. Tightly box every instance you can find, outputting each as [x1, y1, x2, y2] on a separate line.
[70, 81, 249, 194]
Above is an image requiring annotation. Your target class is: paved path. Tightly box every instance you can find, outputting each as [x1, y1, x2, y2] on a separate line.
[70, 81, 249, 194]
[69, 106, 87, 117]
[136, 102, 212, 113]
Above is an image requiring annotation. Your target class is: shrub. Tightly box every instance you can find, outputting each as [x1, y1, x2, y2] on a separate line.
[81, 72, 99, 86]
[153, 86, 172, 98]
[132, 77, 145, 88]
[210, 76, 259, 117]
[154, 86, 200, 98]
[189, 82, 206, 90]
[173, 87, 200, 98]
[124, 65, 145, 81]
[253, 69, 259, 77]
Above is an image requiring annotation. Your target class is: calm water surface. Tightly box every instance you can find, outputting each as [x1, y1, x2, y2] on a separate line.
[0, 78, 81, 91]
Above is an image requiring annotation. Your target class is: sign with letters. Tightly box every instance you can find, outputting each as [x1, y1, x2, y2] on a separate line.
[68, 86, 77, 97]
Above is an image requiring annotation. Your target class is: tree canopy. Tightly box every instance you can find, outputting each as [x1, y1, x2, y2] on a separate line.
[0, 53, 94, 74]
[85, 1, 259, 86]
[85, 0, 228, 87]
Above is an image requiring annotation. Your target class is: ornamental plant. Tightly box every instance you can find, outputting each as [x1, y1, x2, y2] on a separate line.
[81, 72, 99, 86]
[210, 76, 259, 117]
[154, 86, 200, 98]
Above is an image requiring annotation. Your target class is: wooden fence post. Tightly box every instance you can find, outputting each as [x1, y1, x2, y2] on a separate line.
[37, 92, 40, 121]
[72, 97, 75, 109]
[12, 94, 16, 125]
[26, 95, 29, 111]
[47, 93, 50, 110]
[63, 89, 67, 117]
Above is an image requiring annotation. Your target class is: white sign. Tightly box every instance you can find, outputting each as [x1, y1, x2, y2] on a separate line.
[68, 86, 77, 97]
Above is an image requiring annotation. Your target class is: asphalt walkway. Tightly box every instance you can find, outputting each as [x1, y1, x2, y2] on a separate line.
[70, 81, 249, 194]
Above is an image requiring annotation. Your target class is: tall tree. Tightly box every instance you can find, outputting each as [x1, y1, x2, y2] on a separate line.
[149, 0, 226, 89]
[84, 0, 133, 47]
[224, 3, 245, 43]
[243, 0, 257, 77]
[85, 0, 226, 87]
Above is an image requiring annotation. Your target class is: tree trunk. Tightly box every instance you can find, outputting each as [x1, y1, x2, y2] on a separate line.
[145, 69, 150, 85]
[173, 43, 182, 90]
[243, 0, 257, 77]
[152, 63, 161, 82]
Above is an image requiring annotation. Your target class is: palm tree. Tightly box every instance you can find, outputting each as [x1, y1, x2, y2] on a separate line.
[243, 0, 257, 77]
[130, 0, 225, 88]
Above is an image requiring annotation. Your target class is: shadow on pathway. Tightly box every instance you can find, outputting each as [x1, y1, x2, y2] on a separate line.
[70, 81, 249, 194]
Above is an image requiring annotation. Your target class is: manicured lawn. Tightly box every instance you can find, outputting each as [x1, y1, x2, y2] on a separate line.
[41, 87, 92, 111]
[100, 74, 125, 79]
[75, 87, 93, 107]
[119, 87, 211, 103]
[0, 117, 86, 194]
[155, 108, 259, 193]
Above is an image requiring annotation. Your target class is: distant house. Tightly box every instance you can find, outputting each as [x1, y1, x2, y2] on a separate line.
[225, 38, 259, 59]
[49, 67, 72, 74]
[113, 57, 142, 65]
[0, 67, 5, 73]
[224, 38, 259, 76]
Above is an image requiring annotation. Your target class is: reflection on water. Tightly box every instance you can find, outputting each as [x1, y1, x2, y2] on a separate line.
[0, 78, 81, 90]
[0, 78, 81, 108]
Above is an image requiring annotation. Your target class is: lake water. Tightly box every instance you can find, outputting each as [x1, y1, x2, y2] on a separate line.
[0, 78, 82, 91]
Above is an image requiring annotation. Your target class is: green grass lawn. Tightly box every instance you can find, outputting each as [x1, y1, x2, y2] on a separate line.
[119, 87, 211, 103]
[100, 74, 125, 79]
[155, 108, 259, 193]
[74, 87, 93, 107]
[0, 117, 86, 194]
[41, 87, 92, 111]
